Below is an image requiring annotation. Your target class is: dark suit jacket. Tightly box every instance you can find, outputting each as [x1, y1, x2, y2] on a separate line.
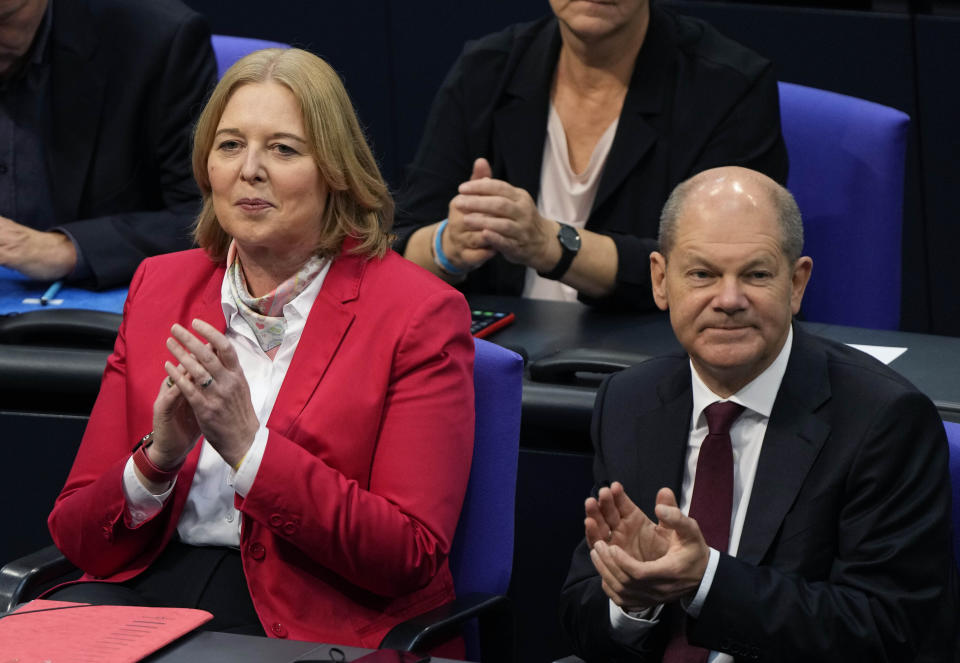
[393, 6, 787, 310]
[44, 0, 216, 288]
[560, 326, 959, 662]
[48, 245, 475, 647]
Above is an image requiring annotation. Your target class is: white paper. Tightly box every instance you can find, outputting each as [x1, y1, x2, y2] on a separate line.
[846, 344, 907, 365]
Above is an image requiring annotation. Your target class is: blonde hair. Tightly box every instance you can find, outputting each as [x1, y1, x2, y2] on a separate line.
[192, 48, 393, 260]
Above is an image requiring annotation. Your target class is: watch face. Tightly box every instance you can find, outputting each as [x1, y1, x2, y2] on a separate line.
[558, 224, 582, 252]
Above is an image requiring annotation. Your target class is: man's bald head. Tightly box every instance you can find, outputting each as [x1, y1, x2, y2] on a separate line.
[658, 166, 804, 263]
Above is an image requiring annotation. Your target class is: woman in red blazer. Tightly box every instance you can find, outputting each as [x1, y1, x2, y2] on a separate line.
[47, 48, 474, 650]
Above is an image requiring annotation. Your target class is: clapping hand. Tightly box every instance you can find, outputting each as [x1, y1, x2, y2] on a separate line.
[586, 485, 710, 611]
[151, 319, 259, 471]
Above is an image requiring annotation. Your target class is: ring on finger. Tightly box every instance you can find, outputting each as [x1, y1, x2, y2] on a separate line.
[165, 376, 174, 388]
[200, 376, 214, 389]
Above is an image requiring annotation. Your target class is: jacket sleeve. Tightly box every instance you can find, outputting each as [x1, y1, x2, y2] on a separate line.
[48, 262, 176, 578]
[685, 390, 954, 663]
[559, 375, 668, 662]
[235, 288, 476, 598]
[60, 13, 217, 289]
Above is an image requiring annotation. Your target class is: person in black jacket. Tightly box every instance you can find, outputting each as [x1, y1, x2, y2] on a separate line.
[393, 0, 787, 310]
[0, 0, 216, 288]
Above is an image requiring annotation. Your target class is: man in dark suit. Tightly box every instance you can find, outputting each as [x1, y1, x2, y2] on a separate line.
[0, 0, 216, 288]
[560, 166, 958, 662]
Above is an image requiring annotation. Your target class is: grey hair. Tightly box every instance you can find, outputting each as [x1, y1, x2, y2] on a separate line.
[657, 173, 804, 263]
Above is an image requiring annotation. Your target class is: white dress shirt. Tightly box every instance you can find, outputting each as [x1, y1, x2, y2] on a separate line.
[121, 259, 331, 547]
[609, 327, 794, 662]
[522, 104, 618, 302]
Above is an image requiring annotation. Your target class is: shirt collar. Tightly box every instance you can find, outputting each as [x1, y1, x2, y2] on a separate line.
[690, 325, 793, 426]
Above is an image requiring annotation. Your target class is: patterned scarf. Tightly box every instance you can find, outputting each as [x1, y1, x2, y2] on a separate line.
[226, 241, 327, 352]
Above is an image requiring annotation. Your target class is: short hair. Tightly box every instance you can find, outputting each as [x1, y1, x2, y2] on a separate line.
[192, 48, 393, 261]
[658, 173, 804, 263]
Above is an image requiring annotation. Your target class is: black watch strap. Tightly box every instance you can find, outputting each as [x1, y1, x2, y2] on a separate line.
[538, 223, 581, 281]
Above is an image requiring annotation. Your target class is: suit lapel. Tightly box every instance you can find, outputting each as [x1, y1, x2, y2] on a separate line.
[633, 363, 692, 515]
[47, 0, 105, 222]
[591, 9, 669, 215]
[736, 327, 832, 565]
[491, 24, 558, 199]
[266, 248, 363, 437]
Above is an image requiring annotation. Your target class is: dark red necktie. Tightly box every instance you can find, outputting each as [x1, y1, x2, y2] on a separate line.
[662, 400, 744, 663]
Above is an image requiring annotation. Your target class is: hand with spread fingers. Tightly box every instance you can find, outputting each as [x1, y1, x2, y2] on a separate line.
[584, 481, 669, 559]
[587, 486, 709, 611]
[155, 318, 260, 469]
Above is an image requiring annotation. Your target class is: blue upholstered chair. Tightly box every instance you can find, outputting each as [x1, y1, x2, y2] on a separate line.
[944, 420, 960, 573]
[211, 34, 289, 79]
[778, 82, 909, 330]
[381, 337, 523, 661]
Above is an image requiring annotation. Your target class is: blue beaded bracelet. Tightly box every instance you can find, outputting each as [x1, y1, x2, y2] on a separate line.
[433, 219, 466, 276]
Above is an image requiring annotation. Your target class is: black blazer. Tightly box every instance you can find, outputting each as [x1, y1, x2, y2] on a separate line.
[44, 0, 217, 288]
[393, 6, 788, 310]
[560, 326, 959, 662]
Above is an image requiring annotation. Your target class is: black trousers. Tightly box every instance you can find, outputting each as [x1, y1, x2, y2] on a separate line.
[46, 540, 265, 636]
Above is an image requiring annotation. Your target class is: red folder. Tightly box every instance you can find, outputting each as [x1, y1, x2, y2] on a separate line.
[0, 599, 212, 662]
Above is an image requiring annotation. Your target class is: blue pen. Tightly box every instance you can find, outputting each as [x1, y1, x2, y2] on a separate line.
[40, 280, 63, 306]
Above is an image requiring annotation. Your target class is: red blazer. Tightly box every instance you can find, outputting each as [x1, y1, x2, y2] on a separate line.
[48, 244, 475, 648]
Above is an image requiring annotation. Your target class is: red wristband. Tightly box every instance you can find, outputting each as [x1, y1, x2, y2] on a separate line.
[132, 432, 183, 484]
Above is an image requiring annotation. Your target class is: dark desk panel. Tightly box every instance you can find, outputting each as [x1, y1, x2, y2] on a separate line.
[3, 296, 959, 436]
[0, 412, 87, 566]
[147, 631, 466, 663]
[147, 631, 320, 663]
[473, 295, 960, 443]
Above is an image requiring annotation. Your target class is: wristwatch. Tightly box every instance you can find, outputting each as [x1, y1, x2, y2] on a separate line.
[538, 223, 581, 281]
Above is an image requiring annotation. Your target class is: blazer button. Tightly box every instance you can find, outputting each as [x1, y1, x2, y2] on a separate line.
[269, 514, 284, 528]
[248, 542, 266, 560]
[282, 522, 297, 536]
[271, 622, 287, 638]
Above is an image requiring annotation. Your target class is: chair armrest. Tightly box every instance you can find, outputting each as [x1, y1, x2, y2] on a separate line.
[0, 545, 77, 613]
[379, 592, 514, 662]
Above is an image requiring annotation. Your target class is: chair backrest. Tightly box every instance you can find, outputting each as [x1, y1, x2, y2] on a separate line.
[778, 81, 909, 330]
[944, 420, 960, 572]
[447, 338, 523, 597]
[210, 34, 290, 79]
